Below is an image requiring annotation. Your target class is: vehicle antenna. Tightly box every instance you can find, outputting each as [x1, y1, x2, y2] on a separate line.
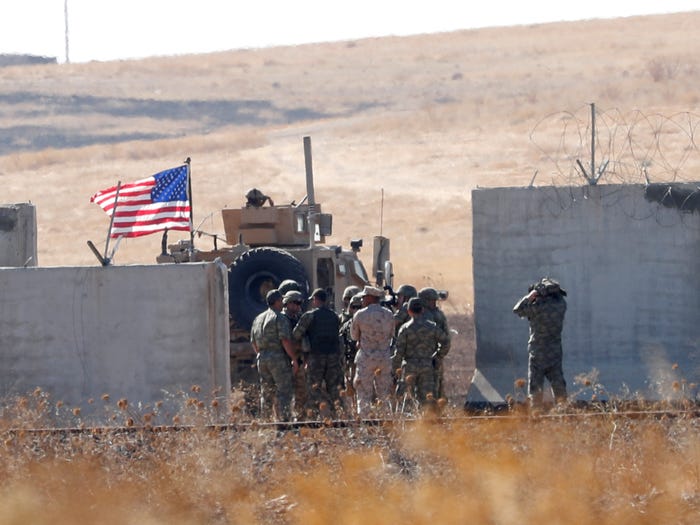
[380, 188, 384, 237]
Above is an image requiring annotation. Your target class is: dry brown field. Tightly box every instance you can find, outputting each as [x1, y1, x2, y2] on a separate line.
[2, 11, 700, 523]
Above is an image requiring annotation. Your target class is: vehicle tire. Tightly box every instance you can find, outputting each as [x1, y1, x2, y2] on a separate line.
[228, 247, 309, 331]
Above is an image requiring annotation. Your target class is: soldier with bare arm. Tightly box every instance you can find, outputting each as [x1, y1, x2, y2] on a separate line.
[513, 278, 568, 409]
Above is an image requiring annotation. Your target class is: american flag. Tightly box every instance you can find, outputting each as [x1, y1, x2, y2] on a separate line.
[90, 165, 191, 238]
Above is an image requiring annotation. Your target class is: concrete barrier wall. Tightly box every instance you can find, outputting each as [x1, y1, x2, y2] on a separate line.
[0, 203, 37, 267]
[0, 262, 230, 423]
[469, 184, 700, 403]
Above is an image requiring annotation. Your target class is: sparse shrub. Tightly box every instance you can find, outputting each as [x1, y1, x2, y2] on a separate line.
[647, 56, 680, 82]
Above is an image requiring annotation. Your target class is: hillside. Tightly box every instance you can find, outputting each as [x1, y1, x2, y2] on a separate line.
[2, 11, 699, 309]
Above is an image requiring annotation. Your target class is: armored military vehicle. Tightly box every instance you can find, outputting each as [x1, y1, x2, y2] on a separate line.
[156, 137, 393, 403]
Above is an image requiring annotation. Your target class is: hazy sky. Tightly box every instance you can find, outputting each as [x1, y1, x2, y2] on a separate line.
[1, 0, 698, 63]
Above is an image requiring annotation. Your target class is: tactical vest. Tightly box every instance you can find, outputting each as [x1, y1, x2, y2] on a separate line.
[307, 307, 340, 354]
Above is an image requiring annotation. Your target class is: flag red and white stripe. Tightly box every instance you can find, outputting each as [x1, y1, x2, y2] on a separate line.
[90, 165, 191, 238]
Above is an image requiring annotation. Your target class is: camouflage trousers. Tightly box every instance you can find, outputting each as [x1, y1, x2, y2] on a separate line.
[293, 362, 308, 420]
[434, 357, 446, 401]
[306, 352, 344, 418]
[401, 359, 436, 407]
[528, 350, 567, 407]
[353, 348, 393, 417]
[257, 350, 294, 421]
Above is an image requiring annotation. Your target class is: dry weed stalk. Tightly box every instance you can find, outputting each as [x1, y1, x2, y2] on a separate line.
[1, 393, 700, 524]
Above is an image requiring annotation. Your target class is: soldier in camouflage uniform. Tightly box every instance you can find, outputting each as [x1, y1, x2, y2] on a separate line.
[390, 284, 417, 400]
[293, 288, 343, 419]
[418, 287, 451, 400]
[339, 285, 361, 325]
[393, 284, 418, 335]
[339, 293, 363, 412]
[393, 297, 450, 411]
[282, 289, 308, 420]
[351, 286, 395, 416]
[513, 278, 568, 408]
[339, 294, 362, 379]
[250, 289, 299, 421]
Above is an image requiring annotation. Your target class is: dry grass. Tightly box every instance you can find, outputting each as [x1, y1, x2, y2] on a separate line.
[2, 401, 700, 524]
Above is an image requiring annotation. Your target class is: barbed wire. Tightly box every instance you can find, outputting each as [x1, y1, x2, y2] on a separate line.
[530, 104, 700, 186]
[526, 104, 700, 229]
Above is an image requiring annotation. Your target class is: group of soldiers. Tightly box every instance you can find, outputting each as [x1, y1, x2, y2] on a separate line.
[246, 281, 451, 421]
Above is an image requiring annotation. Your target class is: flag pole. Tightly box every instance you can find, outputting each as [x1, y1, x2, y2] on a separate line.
[185, 157, 194, 261]
[104, 181, 122, 264]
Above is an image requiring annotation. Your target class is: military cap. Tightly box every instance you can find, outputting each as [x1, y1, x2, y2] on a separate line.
[357, 285, 383, 298]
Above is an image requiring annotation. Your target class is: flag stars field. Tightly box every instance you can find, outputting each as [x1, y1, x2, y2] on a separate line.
[151, 165, 188, 203]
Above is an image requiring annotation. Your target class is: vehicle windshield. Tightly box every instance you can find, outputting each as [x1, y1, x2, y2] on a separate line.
[352, 259, 369, 283]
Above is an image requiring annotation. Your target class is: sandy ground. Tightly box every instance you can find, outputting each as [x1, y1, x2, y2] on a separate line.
[2, 11, 700, 402]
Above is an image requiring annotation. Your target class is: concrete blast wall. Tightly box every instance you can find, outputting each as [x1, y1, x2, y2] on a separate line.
[469, 183, 700, 404]
[0, 203, 37, 267]
[0, 262, 230, 423]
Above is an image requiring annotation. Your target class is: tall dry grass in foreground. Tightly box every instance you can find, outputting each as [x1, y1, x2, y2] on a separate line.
[1, 405, 699, 524]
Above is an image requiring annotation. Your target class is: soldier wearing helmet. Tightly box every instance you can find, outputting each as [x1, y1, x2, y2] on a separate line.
[339, 292, 363, 410]
[250, 289, 298, 421]
[282, 290, 309, 419]
[393, 297, 449, 411]
[245, 188, 274, 208]
[418, 286, 439, 302]
[339, 285, 362, 324]
[278, 279, 302, 296]
[418, 287, 451, 402]
[393, 284, 418, 333]
[397, 284, 418, 302]
[513, 277, 568, 409]
[343, 285, 362, 301]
